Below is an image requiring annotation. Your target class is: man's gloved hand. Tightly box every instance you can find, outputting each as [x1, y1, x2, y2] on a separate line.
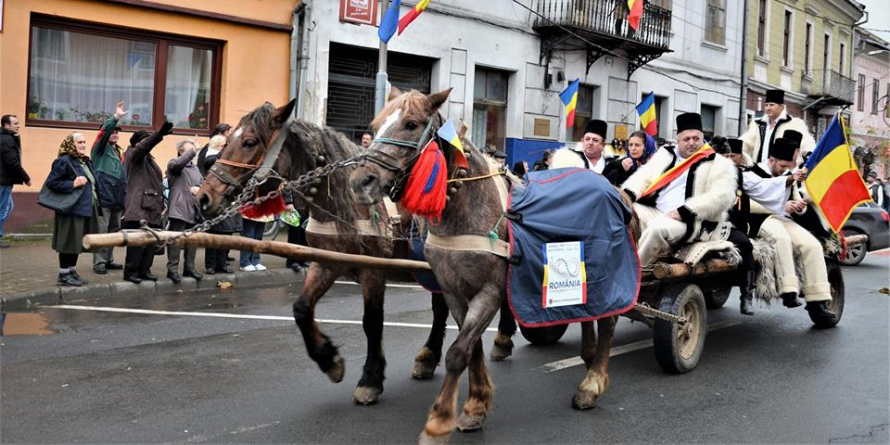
[159, 121, 175, 136]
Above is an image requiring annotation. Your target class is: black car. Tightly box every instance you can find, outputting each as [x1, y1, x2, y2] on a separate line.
[842, 202, 890, 265]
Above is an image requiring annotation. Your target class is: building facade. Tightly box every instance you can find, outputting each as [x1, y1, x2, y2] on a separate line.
[744, 0, 864, 138]
[850, 28, 890, 179]
[0, 0, 298, 231]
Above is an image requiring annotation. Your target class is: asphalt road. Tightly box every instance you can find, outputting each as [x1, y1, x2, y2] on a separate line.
[2, 254, 888, 444]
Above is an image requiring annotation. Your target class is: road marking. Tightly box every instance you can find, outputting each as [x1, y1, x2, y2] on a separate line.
[535, 320, 741, 373]
[333, 281, 424, 289]
[51, 305, 496, 331]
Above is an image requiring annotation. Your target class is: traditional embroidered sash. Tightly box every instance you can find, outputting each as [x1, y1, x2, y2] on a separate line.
[640, 143, 715, 199]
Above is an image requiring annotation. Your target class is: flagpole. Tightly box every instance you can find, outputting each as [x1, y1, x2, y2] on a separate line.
[375, 0, 391, 115]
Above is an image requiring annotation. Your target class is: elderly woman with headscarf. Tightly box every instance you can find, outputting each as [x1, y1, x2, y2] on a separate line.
[603, 130, 657, 186]
[45, 133, 100, 286]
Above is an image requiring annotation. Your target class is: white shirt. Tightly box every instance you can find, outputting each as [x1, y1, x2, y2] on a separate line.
[655, 152, 689, 214]
[755, 161, 796, 220]
[586, 155, 605, 174]
[759, 120, 776, 164]
[742, 171, 789, 217]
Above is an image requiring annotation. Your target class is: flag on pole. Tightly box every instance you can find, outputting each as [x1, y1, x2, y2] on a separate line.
[559, 79, 580, 128]
[378, 0, 401, 44]
[627, 0, 643, 31]
[398, 0, 432, 35]
[636, 92, 657, 136]
[802, 114, 872, 232]
[437, 118, 469, 169]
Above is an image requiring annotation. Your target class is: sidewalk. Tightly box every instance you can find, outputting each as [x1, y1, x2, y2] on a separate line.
[0, 238, 304, 304]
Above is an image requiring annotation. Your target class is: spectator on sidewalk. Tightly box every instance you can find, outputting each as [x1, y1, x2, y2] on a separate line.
[239, 213, 269, 272]
[1, 115, 31, 248]
[165, 140, 204, 284]
[197, 123, 232, 175]
[47, 133, 99, 287]
[122, 122, 174, 284]
[90, 102, 128, 274]
[201, 134, 239, 274]
[282, 190, 309, 272]
[361, 132, 373, 149]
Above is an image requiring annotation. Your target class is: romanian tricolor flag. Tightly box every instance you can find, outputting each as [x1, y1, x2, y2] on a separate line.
[437, 118, 469, 169]
[627, 0, 643, 31]
[637, 92, 657, 136]
[559, 79, 580, 128]
[640, 143, 715, 198]
[398, 0, 432, 35]
[803, 114, 872, 232]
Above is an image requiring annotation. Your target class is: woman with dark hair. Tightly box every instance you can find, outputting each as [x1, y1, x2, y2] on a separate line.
[603, 130, 657, 186]
[46, 133, 99, 286]
[512, 160, 528, 177]
[197, 123, 233, 175]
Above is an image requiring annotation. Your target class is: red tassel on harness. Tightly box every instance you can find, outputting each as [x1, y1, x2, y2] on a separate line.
[240, 195, 286, 219]
[401, 140, 447, 219]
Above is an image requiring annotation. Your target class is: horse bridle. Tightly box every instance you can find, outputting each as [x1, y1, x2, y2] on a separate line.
[209, 119, 294, 197]
[363, 115, 443, 201]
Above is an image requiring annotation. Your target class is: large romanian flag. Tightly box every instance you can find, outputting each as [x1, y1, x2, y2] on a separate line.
[803, 114, 872, 232]
[559, 79, 580, 128]
[398, 0, 432, 35]
[627, 0, 643, 31]
[636, 92, 657, 136]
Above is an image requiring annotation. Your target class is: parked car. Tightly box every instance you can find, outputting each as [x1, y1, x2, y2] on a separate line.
[842, 202, 890, 265]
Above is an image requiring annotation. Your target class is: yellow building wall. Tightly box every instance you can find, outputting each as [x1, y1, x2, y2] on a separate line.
[0, 0, 298, 192]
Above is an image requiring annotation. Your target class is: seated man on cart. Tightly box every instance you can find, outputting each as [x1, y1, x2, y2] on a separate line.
[746, 132, 836, 318]
[621, 113, 738, 266]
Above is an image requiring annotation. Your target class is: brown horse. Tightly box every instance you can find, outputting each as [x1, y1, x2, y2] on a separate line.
[196, 101, 515, 406]
[350, 88, 632, 443]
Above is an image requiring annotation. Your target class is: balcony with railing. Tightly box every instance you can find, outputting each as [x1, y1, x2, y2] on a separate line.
[806, 69, 856, 106]
[532, 0, 673, 75]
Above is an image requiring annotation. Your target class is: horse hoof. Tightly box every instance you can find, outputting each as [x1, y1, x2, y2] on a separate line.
[419, 430, 450, 445]
[489, 333, 513, 361]
[352, 386, 381, 406]
[326, 355, 345, 383]
[412, 347, 438, 380]
[456, 413, 486, 432]
[572, 391, 600, 410]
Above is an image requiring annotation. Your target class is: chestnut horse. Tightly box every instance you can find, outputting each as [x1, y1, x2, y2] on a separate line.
[196, 101, 516, 406]
[350, 88, 634, 443]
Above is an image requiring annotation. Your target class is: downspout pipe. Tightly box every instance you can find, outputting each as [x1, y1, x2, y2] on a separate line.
[291, 2, 311, 120]
[739, 0, 749, 135]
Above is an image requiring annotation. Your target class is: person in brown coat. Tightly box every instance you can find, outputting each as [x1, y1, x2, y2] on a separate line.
[165, 139, 204, 283]
[122, 121, 174, 283]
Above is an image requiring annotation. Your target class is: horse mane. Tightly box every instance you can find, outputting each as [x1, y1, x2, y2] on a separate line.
[238, 102, 277, 144]
[370, 90, 431, 130]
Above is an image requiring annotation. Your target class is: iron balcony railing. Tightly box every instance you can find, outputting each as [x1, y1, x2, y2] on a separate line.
[809, 69, 856, 104]
[533, 0, 672, 49]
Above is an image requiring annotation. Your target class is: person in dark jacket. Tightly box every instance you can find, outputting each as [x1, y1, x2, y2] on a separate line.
[532, 151, 552, 171]
[122, 122, 174, 284]
[46, 133, 99, 286]
[282, 190, 309, 272]
[0, 114, 31, 247]
[90, 102, 128, 274]
[165, 140, 204, 283]
[202, 135, 241, 274]
[603, 130, 657, 186]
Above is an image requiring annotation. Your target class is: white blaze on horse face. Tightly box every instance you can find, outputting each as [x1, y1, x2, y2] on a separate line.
[233, 127, 243, 140]
[375, 109, 402, 140]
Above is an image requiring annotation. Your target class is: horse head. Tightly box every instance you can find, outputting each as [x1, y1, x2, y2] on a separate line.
[350, 87, 452, 205]
[197, 100, 295, 216]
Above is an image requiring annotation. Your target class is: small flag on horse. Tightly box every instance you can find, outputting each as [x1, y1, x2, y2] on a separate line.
[398, 0, 432, 35]
[559, 79, 580, 128]
[437, 118, 469, 169]
[627, 0, 643, 31]
[636, 92, 657, 137]
[379, 0, 401, 44]
[803, 114, 872, 232]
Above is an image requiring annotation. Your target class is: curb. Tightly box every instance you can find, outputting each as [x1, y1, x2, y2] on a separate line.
[3, 268, 305, 309]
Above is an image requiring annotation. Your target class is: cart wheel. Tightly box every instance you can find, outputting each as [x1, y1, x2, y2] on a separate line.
[840, 229, 866, 266]
[518, 324, 569, 346]
[703, 286, 731, 309]
[653, 284, 707, 374]
[809, 261, 844, 329]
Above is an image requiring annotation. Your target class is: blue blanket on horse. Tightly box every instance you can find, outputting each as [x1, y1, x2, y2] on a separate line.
[507, 168, 640, 327]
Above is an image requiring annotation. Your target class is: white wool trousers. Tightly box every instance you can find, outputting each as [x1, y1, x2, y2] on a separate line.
[633, 203, 688, 265]
[757, 217, 831, 302]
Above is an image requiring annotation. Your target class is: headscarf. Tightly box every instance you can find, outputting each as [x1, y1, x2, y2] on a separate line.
[625, 133, 658, 173]
[57, 134, 89, 160]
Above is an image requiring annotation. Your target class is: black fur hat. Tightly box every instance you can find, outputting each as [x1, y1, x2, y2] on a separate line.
[765, 89, 785, 104]
[770, 138, 798, 161]
[583, 119, 608, 140]
[727, 138, 743, 154]
[676, 113, 702, 133]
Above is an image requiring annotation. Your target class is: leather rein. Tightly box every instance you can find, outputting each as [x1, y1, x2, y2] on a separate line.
[362, 116, 442, 201]
[209, 119, 294, 197]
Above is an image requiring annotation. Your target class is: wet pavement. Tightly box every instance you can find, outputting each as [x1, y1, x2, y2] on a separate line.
[1, 254, 888, 444]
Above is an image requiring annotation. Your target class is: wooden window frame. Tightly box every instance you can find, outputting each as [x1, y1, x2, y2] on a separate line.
[705, 0, 726, 46]
[26, 13, 223, 136]
[858, 74, 866, 112]
[839, 41, 846, 75]
[782, 10, 793, 68]
[757, 0, 767, 57]
[804, 22, 813, 75]
[873, 79, 880, 115]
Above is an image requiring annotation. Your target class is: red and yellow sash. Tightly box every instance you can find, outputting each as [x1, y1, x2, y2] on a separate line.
[640, 143, 715, 199]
